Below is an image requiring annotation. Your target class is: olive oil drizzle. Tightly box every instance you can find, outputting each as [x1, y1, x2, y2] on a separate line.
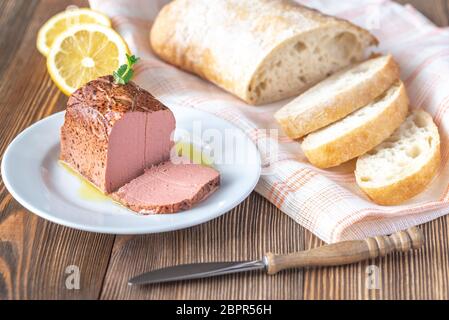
[60, 142, 214, 201]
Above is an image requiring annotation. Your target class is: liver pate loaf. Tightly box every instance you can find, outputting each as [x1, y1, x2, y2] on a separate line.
[60, 75, 176, 193]
[150, 0, 377, 105]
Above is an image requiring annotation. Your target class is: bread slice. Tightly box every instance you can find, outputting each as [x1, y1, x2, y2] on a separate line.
[150, 0, 377, 105]
[302, 81, 409, 168]
[275, 55, 399, 139]
[355, 110, 440, 205]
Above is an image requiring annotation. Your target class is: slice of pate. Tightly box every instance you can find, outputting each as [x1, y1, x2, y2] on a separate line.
[112, 161, 220, 214]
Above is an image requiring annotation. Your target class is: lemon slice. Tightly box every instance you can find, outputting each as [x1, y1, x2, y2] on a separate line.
[47, 24, 129, 95]
[37, 8, 111, 56]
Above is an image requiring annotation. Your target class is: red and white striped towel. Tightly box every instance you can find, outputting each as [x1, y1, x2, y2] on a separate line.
[90, 0, 449, 243]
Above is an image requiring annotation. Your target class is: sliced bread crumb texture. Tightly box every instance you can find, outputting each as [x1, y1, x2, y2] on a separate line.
[275, 55, 399, 139]
[355, 110, 441, 205]
[247, 27, 373, 105]
[302, 81, 409, 168]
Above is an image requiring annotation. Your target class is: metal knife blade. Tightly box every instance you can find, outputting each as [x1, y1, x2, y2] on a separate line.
[128, 260, 266, 286]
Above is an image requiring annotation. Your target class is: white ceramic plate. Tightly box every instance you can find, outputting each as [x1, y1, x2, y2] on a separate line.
[1, 106, 261, 234]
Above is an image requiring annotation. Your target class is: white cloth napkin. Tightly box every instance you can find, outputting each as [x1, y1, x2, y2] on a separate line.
[90, 0, 449, 243]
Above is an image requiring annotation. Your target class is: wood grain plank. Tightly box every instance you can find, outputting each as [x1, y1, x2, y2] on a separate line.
[1, 0, 449, 300]
[302, 217, 449, 300]
[0, 205, 116, 299]
[396, 0, 449, 27]
[0, 0, 39, 81]
[100, 193, 305, 300]
[0, 0, 116, 300]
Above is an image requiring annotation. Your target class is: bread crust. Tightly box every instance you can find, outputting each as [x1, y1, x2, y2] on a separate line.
[355, 111, 441, 205]
[275, 55, 399, 139]
[356, 144, 440, 205]
[302, 82, 409, 168]
[150, 0, 377, 105]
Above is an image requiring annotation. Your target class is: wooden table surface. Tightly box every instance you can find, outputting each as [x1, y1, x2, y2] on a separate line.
[1, 0, 448, 300]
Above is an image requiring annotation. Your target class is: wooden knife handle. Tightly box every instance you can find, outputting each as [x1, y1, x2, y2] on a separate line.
[264, 227, 424, 275]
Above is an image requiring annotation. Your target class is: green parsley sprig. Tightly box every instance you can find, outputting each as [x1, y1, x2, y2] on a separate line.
[113, 54, 140, 85]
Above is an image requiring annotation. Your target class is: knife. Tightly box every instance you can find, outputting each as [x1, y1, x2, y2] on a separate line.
[129, 227, 424, 286]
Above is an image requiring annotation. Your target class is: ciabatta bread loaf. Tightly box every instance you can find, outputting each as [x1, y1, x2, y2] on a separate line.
[302, 81, 409, 168]
[150, 0, 377, 105]
[275, 55, 399, 139]
[355, 110, 441, 205]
